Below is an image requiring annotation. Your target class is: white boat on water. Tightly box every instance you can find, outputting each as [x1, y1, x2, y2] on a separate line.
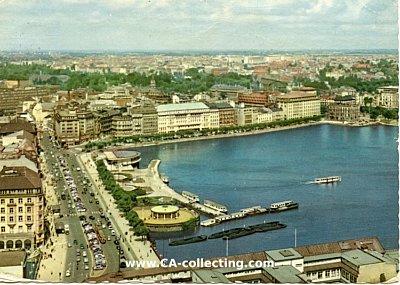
[204, 199, 228, 213]
[160, 174, 169, 184]
[200, 219, 217, 227]
[314, 176, 341, 184]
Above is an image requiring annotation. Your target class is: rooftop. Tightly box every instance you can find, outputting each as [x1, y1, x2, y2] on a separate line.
[0, 166, 42, 190]
[295, 236, 385, 256]
[265, 248, 303, 262]
[192, 269, 230, 283]
[263, 265, 304, 283]
[157, 102, 209, 113]
[276, 92, 318, 100]
[342, 249, 383, 266]
[0, 250, 26, 267]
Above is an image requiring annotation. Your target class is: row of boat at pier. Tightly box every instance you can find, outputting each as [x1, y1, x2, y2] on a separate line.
[201, 200, 298, 227]
[169, 221, 287, 246]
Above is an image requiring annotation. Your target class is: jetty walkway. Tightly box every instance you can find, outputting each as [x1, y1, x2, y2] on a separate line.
[138, 160, 224, 217]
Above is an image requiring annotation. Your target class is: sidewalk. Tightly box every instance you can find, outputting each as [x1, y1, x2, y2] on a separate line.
[36, 234, 68, 282]
[37, 155, 68, 282]
[77, 153, 160, 267]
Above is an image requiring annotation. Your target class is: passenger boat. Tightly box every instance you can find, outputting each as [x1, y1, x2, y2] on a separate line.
[160, 174, 169, 184]
[314, 176, 341, 184]
[169, 235, 207, 246]
[204, 199, 228, 213]
[269, 201, 299, 212]
[182, 191, 200, 203]
[200, 219, 218, 227]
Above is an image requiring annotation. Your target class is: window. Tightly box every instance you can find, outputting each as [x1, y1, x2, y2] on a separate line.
[27, 216, 31, 221]
[9, 216, 14, 222]
[1, 226, 5, 232]
[9, 208, 14, 214]
[318, 272, 323, 279]
[27, 225, 32, 231]
[18, 216, 23, 222]
[9, 199, 14, 204]
[18, 226, 23, 232]
[27, 198, 32, 203]
[0, 199, 4, 204]
[0, 208, 4, 214]
[326, 270, 330, 278]
[27, 207, 31, 213]
[18, 198, 23, 203]
[18, 207, 23, 213]
[0, 216, 4, 222]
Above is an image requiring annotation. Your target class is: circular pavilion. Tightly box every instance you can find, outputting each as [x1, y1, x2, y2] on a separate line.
[135, 204, 199, 232]
[151, 205, 180, 219]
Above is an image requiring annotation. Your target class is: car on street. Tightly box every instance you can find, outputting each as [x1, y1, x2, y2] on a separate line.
[84, 264, 89, 270]
[65, 270, 71, 277]
[82, 250, 87, 257]
[84, 257, 89, 264]
[68, 242, 72, 248]
[89, 216, 95, 220]
[107, 236, 111, 241]
[80, 244, 85, 249]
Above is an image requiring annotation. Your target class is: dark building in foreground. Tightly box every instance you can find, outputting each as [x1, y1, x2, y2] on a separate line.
[88, 236, 398, 284]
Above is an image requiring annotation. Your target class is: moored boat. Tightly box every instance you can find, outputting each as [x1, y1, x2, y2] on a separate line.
[169, 235, 207, 246]
[204, 199, 228, 213]
[269, 201, 299, 212]
[200, 219, 218, 227]
[182, 191, 200, 203]
[160, 174, 169, 184]
[314, 176, 341, 184]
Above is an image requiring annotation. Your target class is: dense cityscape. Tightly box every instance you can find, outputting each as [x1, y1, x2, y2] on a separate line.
[0, 0, 399, 283]
[0, 49, 397, 283]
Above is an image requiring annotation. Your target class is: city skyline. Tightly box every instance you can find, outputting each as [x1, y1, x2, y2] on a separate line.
[0, 0, 398, 52]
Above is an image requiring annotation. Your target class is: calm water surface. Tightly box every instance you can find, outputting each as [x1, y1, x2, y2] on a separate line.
[137, 125, 399, 261]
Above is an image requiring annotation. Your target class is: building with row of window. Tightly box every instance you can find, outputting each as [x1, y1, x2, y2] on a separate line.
[89, 236, 398, 283]
[156, 102, 220, 134]
[0, 120, 44, 252]
[377, 86, 399, 109]
[276, 92, 321, 120]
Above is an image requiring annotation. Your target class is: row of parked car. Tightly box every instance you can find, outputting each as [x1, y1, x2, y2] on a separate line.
[59, 155, 87, 213]
[81, 217, 107, 270]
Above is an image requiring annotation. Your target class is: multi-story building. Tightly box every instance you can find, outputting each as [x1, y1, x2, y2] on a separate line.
[238, 91, 270, 106]
[235, 104, 256, 126]
[111, 115, 143, 138]
[90, 237, 397, 284]
[94, 109, 121, 136]
[130, 102, 158, 135]
[206, 102, 236, 127]
[54, 107, 96, 147]
[0, 166, 45, 251]
[54, 110, 80, 146]
[377, 86, 399, 109]
[328, 96, 361, 122]
[276, 92, 321, 120]
[0, 87, 52, 115]
[157, 103, 219, 134]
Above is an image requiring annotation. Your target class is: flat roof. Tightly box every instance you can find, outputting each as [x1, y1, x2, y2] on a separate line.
[156, 102, 209, 113]
[104, 150, 141, 160]
[263, 265, 303, 283]
[342, 249, 383, 266]
[151, 205, 179, 214]
[0, 251, 26, 267]
[265, 248, 303, 262]
[276, 92, 318, 99]
[193, 269, 230, 283]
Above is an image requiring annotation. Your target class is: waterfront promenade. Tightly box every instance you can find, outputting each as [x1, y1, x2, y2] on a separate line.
[131, 159, 225, 217]
[77, 153, 161, 267]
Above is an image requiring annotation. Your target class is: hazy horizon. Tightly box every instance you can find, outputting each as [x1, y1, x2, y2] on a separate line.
[0, 0, 398, 52]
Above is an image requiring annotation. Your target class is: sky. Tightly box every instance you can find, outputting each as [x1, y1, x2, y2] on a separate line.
[0, 0, 398, 51]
